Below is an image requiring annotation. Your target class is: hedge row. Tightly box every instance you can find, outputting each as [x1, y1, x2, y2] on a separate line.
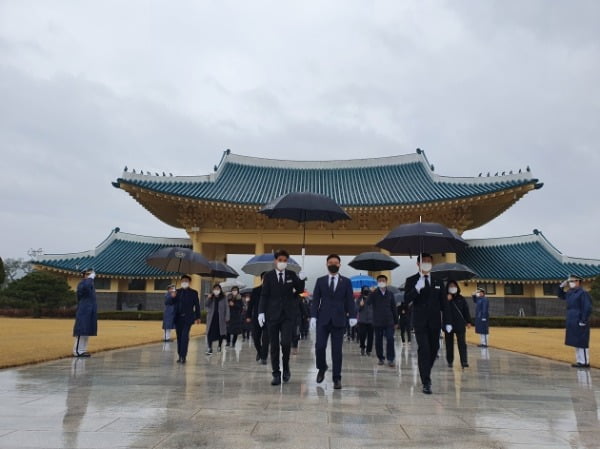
[97, 310, 209, 323]
[490, 316, 600, 328]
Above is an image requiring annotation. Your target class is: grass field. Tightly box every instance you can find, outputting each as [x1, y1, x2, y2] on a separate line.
[0, 317, 205, 369]
[465, 327, 599, 368]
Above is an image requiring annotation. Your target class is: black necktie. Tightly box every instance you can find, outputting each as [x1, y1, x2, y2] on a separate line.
[330, 276, 336, 293]
[279, 272, 284, 285]
[424, 275, 430, 289]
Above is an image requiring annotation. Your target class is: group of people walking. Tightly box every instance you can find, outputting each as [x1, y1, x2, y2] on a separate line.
[72, 251, 592, 393]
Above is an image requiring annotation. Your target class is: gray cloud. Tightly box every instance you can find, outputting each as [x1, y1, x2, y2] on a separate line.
[1, 0, 599, 268]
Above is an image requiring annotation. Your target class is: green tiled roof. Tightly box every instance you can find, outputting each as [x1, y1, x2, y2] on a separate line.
[458, 230, 600, 282]
[35, 228, 191, 278]
[114, 150, 541, 207]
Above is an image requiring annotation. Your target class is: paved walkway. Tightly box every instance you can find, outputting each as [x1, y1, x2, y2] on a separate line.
[0, 334, 599, 449]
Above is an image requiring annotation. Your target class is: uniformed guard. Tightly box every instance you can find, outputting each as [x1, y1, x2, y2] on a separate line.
[72, 268, 98, 357]
[558, 274, 593, 368]
[162, 284, 177, 341]
[473, 287, 490, 347]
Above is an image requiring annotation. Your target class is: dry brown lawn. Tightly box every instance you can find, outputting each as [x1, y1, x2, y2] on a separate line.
[465, 327, 599, 368]
[0, 317, 205, 369]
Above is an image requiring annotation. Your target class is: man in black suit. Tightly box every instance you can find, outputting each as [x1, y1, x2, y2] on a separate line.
[246, 272, 269, 365]
[258, 250, 306, 386]
[310, 254, 357, 390]
[167, 274, 201, 364]
[404, 253, 446, 394]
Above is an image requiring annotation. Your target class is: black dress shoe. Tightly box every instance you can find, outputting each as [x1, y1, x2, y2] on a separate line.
[316, 369, 327, 384]
[422, 384, 432, 395]
[181, 358, 186, 364]
[447, 363, 453, 367]
[260, 359, 268, 365]
[176, 357, 182, 363]
[571, 363, 590, 368]
[271, 375, 282, 386]
[333, 380, 342, 390]
[360, 348, 365, 356]
[283, 371, 291, 383]
[378, 359, 385, 366]
[462, 363, 469, 368]
[256, 353, 261, 362]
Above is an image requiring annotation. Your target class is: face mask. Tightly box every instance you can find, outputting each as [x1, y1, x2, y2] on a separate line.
[568, 281, 577, 289]
[276, 261, 287, 271]
[328, 265, 340, 274]
[448, 287, 458, 294]
[420, 262, 432, 273]
[231, 291, 239, 297]
[88, 272, 96, 280]
[478, 293, 484, 298]
[181, 282, 189, 289]
[212, 289, 221, 296]
[377, 282, 387, 289]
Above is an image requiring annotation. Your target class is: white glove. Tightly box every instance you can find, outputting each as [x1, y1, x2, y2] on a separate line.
[298, 271, 307, 281]
[415, 276, 426, 292]
[349, 318, 357, 328]
[579, 321, 586, 327]
[481, 318, 487, 322]
[559, 280, 568, 288]
[310, 317, 317, 330]
[258, 313, 265, 328]
[445, 324, 453, 333]
[88, 272, 96, 280]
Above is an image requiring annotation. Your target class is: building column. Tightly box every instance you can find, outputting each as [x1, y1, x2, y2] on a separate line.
[190, 232, 204, 294]
[254, 239, 265, 287]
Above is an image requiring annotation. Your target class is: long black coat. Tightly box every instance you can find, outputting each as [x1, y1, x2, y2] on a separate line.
[404, 273, 445, 331]
[367, 288, 398, 328]
[167, 288, 201, 325]
[259, 269, 305, 323]
[443, 293, 472, 333]
[227, 297, 244, 335]
[246, 285, 262, 323]
[73, 278, 97, 336]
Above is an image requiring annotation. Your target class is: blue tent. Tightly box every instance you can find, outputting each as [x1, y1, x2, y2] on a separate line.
[350, 274, 377, 290]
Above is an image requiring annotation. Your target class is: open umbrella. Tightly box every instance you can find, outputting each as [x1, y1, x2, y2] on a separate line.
[376, 221, 468, 256]
[241, 253, 301, 276]
[349, 252, 399, 271]
[431, 262, 477, 281]
[202, 261, 239, 279]
[219, 279, 247, 292]
[350, 274, 377, 290]
[146, 247, 211, 274]
[259, 192, 351, 266]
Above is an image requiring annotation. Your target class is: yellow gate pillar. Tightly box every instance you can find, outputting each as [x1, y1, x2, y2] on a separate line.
[254, 239, 265, 287]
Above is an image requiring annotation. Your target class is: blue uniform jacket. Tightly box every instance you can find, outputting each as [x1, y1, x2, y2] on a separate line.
[558, 286, 592, 348]
[473, 295, 489, 335]
[73, 278, 98, 336]
[162, 293, 176, 330]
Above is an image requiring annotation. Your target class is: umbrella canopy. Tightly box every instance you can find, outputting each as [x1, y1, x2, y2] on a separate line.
[431, 262, 477, 281]
[146, 247, 211, 274]
[350, 274, 377, 290]
[259, 192, 351, 223]
[349, 252, 400, 271]
[376, 221, 468, 255]
[259, 192, 351, 266]
[202, 261, 239, 279]
[219, 279, 247, 292]
[241, 253, 301, 276]
[240, 287, 253, 295]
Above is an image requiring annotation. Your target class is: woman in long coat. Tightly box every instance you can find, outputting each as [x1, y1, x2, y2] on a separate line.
[162, 284, 177, 341]
[205, 283, 230, 355]
[443, 280, 472, 368]
[558, 274, 593, 368]
[72, 268, 98, 357]
[226, 287, 244, 347]
[473, 287, 489, 347]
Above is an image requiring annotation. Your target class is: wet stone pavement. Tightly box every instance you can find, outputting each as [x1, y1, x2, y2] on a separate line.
[0, 334, 599, 449]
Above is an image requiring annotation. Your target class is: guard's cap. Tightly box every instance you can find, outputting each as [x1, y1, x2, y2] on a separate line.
[567, 274, 584, 282]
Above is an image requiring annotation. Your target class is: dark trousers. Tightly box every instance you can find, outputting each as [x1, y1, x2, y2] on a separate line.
[227, 333, 238, 346]
[253, 320, 269, 361]
[375, 325, 396, 362]
[268, 318, 293, 376]
[315, 322, 345, 381]
[175, 321, 192, 358]
[358, 323, 374, 353]
[445, 330, 468, 366]
[415, 325, 441, 386]
[399, 320, 411, 342]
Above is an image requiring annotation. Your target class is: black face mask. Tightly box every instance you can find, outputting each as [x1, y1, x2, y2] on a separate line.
[328, 265, 340, 274]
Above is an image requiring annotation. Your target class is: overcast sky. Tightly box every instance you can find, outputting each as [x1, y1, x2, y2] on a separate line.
[1, 1, 599, 283]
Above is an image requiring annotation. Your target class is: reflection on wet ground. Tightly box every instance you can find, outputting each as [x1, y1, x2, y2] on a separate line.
[0, 335, 598, 448]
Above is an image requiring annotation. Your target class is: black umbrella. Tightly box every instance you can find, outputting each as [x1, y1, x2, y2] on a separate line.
[146, 247, 211, 274]
[259, 192, 351, 265]
[200, 261, 239, 279]
[431, 262, 477, 281]
[376, 221, 468, 256]
[349, 252, 399, 272]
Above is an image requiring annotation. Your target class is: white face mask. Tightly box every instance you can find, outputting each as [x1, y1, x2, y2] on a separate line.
[448, 287, 458, 294]
[276, 261, 288, 271]
[181, 282, 189, 289]
[420, 262, 433, 273]
[568, 281, 577, 289]
[377, 282, 387, 289]
[212, 289, 221, 296]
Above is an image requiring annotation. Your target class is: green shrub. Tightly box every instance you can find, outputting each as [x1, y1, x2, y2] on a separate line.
[489, 316, 600, 328]
[98, 311, 164, 321]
